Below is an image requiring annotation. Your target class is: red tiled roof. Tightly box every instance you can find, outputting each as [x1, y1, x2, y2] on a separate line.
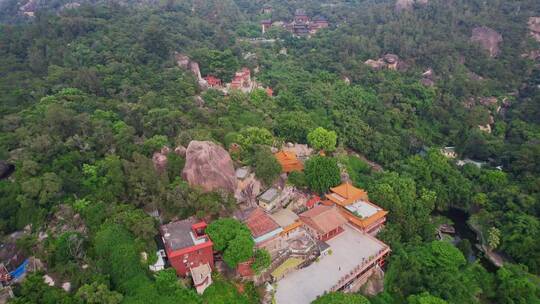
[306, 195, 321, 209]
[237, 259, 254, 277]
[299, 205, 347, 234]
[244, 208, 281, 238]
[204, 75, 221, 86]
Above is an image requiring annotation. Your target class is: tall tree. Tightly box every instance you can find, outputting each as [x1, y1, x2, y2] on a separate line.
[304, 156, 341, 194]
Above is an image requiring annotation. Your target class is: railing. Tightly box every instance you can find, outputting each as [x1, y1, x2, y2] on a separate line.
[328, 248, 389, 292]
[254, 250, 291, 283]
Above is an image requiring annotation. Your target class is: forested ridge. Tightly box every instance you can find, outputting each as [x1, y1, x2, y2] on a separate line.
[0, 0, 539, 303]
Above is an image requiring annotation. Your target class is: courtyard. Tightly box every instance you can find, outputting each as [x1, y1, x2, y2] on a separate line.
[274, 224, 388, 304]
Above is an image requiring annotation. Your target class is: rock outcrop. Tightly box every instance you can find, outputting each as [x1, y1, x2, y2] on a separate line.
[235, 174, 262, 206]
[471, 26, 503, 57]
[182, 141, 237, 193]
[529, 17, 540, 42]
[174, 52, 208, 89]
[152, 147, 170, 174]
[522, 50, 540, 61]
[174, 145, 187, 157]
[364, 54, 406, 71]
[361, 266, 385, 296]
[420, 68, 435, 87]
[395, 0, 428, 12]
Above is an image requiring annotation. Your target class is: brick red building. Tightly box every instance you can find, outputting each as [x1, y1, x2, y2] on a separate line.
[204, 75, 222, 88]
[160, 219, 214, 277]
[299, 205, 347, 241]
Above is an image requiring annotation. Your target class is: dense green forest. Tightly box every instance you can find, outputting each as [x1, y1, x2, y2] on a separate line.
[0, 0, 539, 303]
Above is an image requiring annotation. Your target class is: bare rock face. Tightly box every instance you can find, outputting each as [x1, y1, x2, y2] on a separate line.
[174, 145, 187, 157]
[522, 50, 540, 61]
[361, 266, 385, 296]
[152, 146, 171, 174]
[395, 0, 428, 12]
[152, 152, 168, 173]
[365, 54, 406, 71]
[479, 97, 498, 106]
[471, 26, 503, 57]
[420, 68, 436, 86]
[174, 52, 208, 88]
[529, 17, 540, 42]
[395, 0, 414, 11]
[182, 141, 237, 193]
[364, 59, 386, 70]
[383, 54, 399, 64]
[235, 174, 262, 207]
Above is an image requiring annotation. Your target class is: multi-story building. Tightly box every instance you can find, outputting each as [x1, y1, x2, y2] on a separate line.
[325, 183, 388, 235]
[160, 219, 214, 278]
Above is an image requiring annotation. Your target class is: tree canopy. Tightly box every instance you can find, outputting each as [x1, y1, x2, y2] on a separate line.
[304, 156, 341, 194]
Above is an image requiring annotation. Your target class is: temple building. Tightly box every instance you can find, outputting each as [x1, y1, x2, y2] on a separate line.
[294, 9, 309, 23]
[237, 207, 284, 257]
[325, 183, 387, 235]
[274, 151, 304, 173]
[260, 9, 329, 36]
[299, 205, 347, 241]
[160, 219, 214, 293]
[270, 209, 303, 240]
[203, 75, 222, 88]
[230, 68, 252, 90]
[261, 19, 272, 34]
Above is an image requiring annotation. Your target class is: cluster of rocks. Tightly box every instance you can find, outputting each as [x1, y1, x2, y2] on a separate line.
[521, 50, 540, 61]
[151, 145, 186, 173]
[528, 17, 540, 42]
[420, 68, 435, 87]
[235, 170, 262, 207]
[463, 96, 501, 109]
[364, 54, 406, 71]
[470, 26, 503, 58]
[395, 0, 428, 12]
[463, 96, 513, 134]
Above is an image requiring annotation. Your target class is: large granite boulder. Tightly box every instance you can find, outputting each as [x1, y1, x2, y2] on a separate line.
[529, 17, 540, 42]
[471, 26, 503, 57]
[182, 141, 237, 193]
[395, 0, 428, 12]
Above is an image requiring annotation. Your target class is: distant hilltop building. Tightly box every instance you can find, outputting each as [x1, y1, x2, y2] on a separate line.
[260, 9, 329, 36]
[261, 4, 273, 14]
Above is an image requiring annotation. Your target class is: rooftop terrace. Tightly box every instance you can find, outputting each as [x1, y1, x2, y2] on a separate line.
[275, 224, 388, 304]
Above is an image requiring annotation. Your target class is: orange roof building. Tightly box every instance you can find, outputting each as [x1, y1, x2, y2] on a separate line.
[274, 151, 304, 173]
[326, 183, 369, 207]
[326, 183, 388, 235]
